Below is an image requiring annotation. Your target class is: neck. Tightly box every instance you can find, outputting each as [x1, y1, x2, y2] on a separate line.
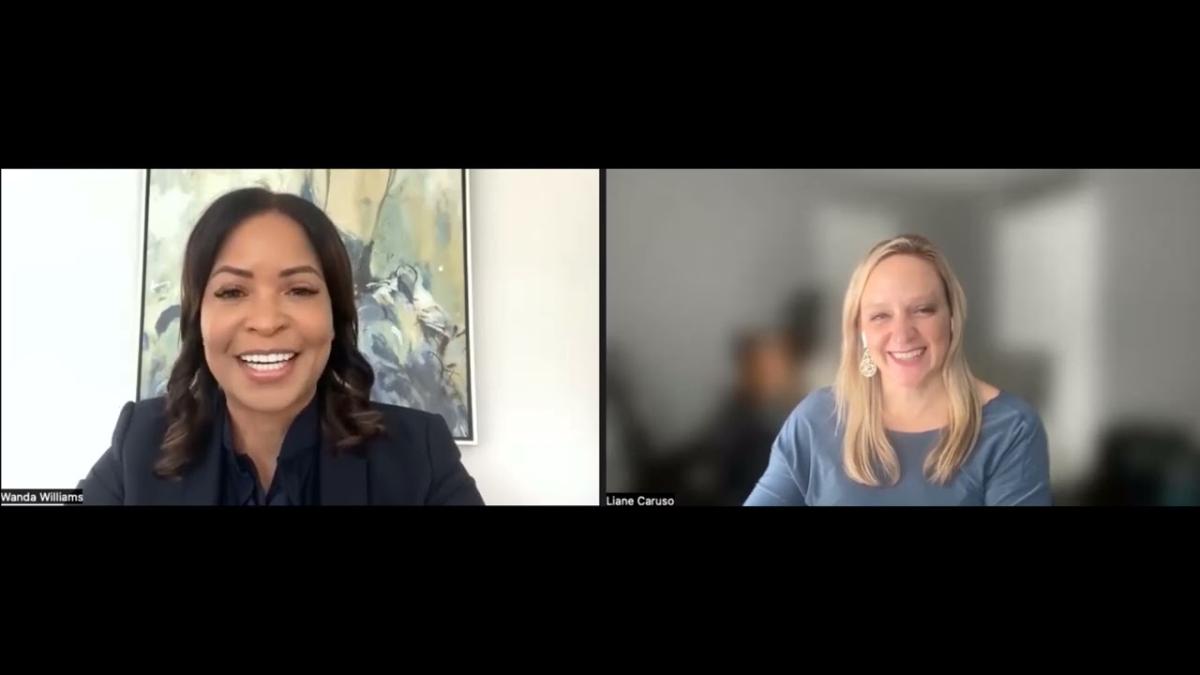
[225, 388, 316, 462]
[881, 377, 948, 430]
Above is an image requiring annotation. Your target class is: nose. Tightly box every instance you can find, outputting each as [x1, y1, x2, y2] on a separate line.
[245, 292, 287, 335]
[894, 314, 919, 342]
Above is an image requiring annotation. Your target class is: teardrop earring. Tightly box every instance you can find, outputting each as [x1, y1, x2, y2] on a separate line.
[859, 332, 877, 378]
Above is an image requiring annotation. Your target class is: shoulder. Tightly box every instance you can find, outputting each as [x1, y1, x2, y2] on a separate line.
[368, 401, 448, 437]
[976, 389, 1049, 468]
[363, 401, 459, 461]
[113, 397, 172, 462]
[124, 397, 452, 451]
[88, 397, 189, 497]
[790, 386, 838, 429]
[775, 386, 839, 455]
[359, 401, 480, 505]
[123, 396, 459, 462]
[972, 389, 1052, 501]
[975, 379, 1002, 405]
[981, 389, 1043, 431]
[126, 396, 169, 425]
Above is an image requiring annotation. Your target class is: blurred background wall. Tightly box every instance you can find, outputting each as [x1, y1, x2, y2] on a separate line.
[606, 169, 1200, 505]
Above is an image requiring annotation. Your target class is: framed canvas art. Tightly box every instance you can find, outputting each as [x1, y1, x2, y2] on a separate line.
[137, 169, 476, 442]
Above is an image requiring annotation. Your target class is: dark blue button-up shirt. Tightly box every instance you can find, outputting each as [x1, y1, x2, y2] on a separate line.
[220, 395, 321, 506]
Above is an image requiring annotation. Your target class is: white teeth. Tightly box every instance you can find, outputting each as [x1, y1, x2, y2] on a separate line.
[238, 352, 296, 364]
[245, 361, 289, 372]
[890, 348, 925, 361]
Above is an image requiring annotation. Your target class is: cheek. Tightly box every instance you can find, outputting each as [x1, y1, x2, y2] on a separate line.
[864, 322, 888, 349]
[198, 304, 234, 353]
[926, 317, 951, 352]
[860, 318, 877, 339]
[306, 320, 335, 373]
[297, 304, 336, 350]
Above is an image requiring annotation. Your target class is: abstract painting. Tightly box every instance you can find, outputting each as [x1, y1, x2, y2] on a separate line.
[137, 169, 475, 441]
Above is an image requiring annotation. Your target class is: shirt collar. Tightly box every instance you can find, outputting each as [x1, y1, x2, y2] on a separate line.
[218, 388, 322, 461]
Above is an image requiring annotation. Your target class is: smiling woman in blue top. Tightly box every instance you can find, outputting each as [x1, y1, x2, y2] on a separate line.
[745, 234, 1051, 506]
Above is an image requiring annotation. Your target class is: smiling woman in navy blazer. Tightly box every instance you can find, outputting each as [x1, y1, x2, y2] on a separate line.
[81, 187, 483, 505]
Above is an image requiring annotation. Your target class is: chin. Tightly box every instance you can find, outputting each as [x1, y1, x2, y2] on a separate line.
[885, 375, 925, 389]
[884, 367, 935, 389]
[227, 386, 310, 413]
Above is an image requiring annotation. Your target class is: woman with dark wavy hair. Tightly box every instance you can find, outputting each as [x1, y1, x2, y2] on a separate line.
[81, 187, 483, 505]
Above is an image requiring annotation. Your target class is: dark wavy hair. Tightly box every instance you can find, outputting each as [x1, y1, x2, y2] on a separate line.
[154, 187, 386, 479]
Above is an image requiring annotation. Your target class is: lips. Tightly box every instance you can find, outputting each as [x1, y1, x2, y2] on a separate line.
[887, 347, 926, 363]
[237, 350, 298, 363]
[235, 351, 299, 383]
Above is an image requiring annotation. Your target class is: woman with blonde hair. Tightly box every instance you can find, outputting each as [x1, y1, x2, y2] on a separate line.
[745, 234, 1051, 506]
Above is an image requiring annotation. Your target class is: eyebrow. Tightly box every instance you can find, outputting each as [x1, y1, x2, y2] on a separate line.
[863, 297, 938, 310]
[210, 265, 323, 280]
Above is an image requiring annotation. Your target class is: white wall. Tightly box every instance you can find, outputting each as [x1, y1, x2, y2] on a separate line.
[463, 169, 599, 504]
[1093, 169, 1200, 437]
[0, 168, 600, 505]
[2, 169, 146, 488]
[988, 182, 1102, 485]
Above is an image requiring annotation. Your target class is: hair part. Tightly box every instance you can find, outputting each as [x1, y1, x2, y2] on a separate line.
[832, 234, 982, 487]
[154, 187, 386, 480]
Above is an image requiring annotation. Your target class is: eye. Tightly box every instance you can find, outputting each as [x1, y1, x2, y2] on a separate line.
[214, 288, 245, 299]
[289, 287, 319, 297]
[917, 306, 936, 315]
[871, 313, 889, 321]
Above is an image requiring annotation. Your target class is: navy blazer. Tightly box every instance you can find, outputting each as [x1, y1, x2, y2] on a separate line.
[80, 393, 484, 506]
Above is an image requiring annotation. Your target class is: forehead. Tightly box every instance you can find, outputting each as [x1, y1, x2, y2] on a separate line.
[862, 254, 943, 305]
[213, 211, 320, 267]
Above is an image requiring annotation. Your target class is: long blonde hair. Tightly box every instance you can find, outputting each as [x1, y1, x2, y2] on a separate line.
[833, 234, 981, 486]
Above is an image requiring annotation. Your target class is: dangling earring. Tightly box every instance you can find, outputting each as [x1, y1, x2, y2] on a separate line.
[859, 332, 877, 378]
